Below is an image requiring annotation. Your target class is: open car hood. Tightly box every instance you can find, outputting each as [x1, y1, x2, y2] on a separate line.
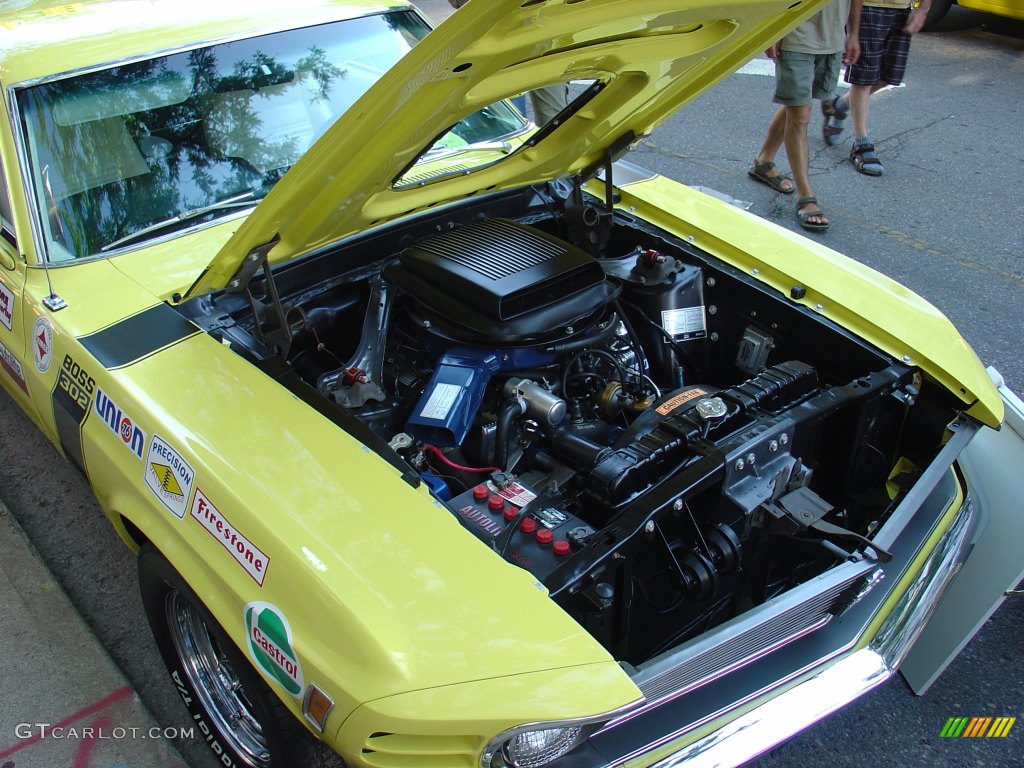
[187, 0, 828, 297]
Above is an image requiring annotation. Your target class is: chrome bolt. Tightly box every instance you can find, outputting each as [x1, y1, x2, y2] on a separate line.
[746, 452, 756, 465]
[673, 499, 684, 511]
[768, 440, 779, 452]
[706, 277, 716, 288]
[815, 303, 824, 312]
[644, 521, 655, 534]
[780, 433, 789, 445]
[902, 355, 912, 364]
[735, 458, 746, 471]
[708, 305, 717, 315]
[752, 268, 760, 276]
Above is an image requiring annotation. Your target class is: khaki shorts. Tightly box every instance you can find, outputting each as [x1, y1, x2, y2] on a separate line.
[773, 50, 842, 106]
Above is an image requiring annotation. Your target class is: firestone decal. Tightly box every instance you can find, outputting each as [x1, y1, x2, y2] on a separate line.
[0, 338, 28, 393]
[32, 316, 52, 373]
[244, 601, 303, 697]
[0, 280, 13, 330]
[145, 435, 195, 518]
[93, 387, 145, 458]
[191, 488, 269, 585]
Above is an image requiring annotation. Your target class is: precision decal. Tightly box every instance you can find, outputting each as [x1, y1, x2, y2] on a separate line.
[51, 354, 95, 473]
[0, 280, 13, 330]
[0, 338, 28, 393]
[145, 435, 195, 518]
[191, 489, 269, 585]
[93, 387, 146, 459]
[32, 316, 52, 372]
[79, 303, 200, 370]
[244, 602, 303, 697]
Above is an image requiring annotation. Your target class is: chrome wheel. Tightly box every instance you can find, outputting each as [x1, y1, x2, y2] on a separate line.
[165, 589, 271, 768]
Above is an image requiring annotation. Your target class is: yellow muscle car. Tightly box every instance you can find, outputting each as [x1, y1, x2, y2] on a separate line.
[1, 1, 1022, 767]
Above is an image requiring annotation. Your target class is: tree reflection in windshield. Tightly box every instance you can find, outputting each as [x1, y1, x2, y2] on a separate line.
[16, 11, 447, 260]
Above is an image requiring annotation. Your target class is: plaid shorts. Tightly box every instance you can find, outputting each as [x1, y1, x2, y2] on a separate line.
[846, 6, 912, 86]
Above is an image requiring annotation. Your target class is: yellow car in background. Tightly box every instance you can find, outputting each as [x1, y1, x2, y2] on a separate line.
[925, 0, 1024, 27]
[2, 1, 1023, 768]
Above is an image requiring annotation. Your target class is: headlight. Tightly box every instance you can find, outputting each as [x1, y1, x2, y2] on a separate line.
[482, 717, 608, 768]
[502, 726, 585, 767]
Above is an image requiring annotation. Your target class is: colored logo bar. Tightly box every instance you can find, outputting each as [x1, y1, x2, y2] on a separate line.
[941, 716, 1016, 738]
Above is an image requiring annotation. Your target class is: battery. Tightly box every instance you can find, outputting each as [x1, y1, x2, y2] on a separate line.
[448, 481, 594, 580]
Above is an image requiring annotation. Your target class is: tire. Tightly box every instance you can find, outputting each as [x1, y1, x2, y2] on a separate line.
[138, 544, 307, 768]
[922, 0, 953, 29]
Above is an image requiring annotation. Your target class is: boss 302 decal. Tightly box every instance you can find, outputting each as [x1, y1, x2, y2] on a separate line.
[51, 354, 96, 473]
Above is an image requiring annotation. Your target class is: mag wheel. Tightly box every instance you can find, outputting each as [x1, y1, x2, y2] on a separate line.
[139, 545, 305, 768]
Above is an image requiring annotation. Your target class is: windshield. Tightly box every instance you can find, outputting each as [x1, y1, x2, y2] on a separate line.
[16, 11, 526, 261]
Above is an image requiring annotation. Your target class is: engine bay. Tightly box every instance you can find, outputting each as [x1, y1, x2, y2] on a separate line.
[187, 181, 962, 665]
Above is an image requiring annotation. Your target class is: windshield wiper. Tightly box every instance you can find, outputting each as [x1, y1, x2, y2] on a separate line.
[101, 191, 260, 252]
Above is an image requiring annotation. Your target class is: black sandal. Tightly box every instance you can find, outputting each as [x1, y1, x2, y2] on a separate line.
[849, 142, 884, 176]
[821, 97, 847, 146]
[796, 196, 829, 232]
[748, 161, 795, 193]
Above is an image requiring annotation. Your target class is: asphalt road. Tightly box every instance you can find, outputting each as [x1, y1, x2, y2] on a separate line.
[1, 4, 1021, 768]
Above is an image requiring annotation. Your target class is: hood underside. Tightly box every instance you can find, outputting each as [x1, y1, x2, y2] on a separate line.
[187, 0, 828, 297]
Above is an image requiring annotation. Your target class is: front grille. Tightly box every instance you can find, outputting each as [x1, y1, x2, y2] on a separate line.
[630, 561, 878, 709]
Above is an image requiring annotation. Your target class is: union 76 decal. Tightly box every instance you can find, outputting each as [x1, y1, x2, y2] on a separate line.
[93, 387, 145, 459]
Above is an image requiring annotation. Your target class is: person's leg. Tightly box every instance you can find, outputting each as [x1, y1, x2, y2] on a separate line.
[752, 106, 795, 192]
[848, 82, 875, 139]
[782, 103, 826, 227]
[750, 50, 815, 194]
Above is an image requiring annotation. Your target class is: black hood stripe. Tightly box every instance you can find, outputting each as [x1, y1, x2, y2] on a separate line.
[80, 303, 200, 370]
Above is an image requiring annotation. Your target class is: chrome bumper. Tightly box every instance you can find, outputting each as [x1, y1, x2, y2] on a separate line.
[644, 498, 975, 768]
